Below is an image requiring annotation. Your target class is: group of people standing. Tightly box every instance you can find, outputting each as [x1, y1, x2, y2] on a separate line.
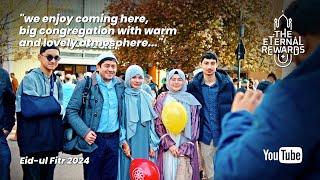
[64, 49, 234, 180]
[0, 44, 235, 180]
[1, 1, 319, 179]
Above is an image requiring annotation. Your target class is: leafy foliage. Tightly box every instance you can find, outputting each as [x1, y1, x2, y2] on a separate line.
[108, 0, 277, 72]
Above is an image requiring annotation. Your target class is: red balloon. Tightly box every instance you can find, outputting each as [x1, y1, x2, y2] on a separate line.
[129, 158, 160, 180]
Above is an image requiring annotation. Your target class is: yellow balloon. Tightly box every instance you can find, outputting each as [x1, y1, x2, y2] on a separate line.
[162, 101, 188, 135]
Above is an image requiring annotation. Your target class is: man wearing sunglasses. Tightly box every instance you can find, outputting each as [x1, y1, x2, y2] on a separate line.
[16, 45, 64, 180]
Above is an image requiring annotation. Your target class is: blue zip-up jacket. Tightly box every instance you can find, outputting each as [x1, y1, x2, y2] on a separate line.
[15, 68, 63, 156]
[187, 70, 235, 145]
[215, 46, 320, 179]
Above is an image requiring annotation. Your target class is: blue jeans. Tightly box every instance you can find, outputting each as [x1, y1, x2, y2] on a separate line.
[0, 135, 11, 180]
[83, 131, 119, 180]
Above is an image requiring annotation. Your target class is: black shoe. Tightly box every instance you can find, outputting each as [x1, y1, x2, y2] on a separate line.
[200, 170, 204, 179]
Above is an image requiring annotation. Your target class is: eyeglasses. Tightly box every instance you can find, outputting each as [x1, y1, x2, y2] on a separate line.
[41, 54, 61, 61]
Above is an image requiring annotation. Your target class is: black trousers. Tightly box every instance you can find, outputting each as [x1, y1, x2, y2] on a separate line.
[21, 152, 58, 180]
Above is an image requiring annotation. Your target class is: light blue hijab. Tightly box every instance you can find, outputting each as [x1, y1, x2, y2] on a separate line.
[124, 65, 158, 140]
[166, 69, 201, 140]
[166, 69, 201, 106]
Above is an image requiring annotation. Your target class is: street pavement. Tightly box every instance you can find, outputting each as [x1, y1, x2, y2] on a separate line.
[8, 132, 84, 180]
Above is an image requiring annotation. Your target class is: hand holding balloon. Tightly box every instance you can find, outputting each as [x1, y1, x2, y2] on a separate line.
[149, 149, 156, 158]
[122, 142, 131, 158]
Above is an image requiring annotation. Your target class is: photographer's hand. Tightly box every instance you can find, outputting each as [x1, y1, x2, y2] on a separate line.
[231, 90, 263, 113]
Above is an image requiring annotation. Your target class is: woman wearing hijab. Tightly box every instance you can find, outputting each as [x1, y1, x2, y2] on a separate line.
[155, 69, 202, 180]
[119, 65, 160, 180]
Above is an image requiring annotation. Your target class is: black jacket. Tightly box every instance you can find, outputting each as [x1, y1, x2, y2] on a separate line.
[187, 70, 235, 145]
[0, 68, 15, 136]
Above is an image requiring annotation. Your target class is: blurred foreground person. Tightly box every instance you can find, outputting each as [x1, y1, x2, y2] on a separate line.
[215, 0, 320, 179]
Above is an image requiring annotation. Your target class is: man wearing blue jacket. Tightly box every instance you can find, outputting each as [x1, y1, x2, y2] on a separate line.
[16, 45, 64, 180]
[0, 67, 16, 180]
[215, 0, 320, 179]
[187, 51, 235, 179]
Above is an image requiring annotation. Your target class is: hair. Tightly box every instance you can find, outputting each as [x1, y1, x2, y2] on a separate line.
[55, 71, 62, 77]
[146, 74, 152, 80]
[233, 78, 238, 83]
[40, 45, 60, 54]
[201, 51, 218, 62]
[282, 0, 320, 35]
[65, 74, 72, 82]
[10, 73, 15, 76]
[267, 73, 277, 81]
[257, 80, 271, 93]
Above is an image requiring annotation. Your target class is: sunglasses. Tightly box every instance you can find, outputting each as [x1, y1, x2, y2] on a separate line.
[41, 54, 61, 61]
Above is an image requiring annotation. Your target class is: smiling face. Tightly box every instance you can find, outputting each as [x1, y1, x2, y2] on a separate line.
[130, 74, 144, 89]
[96, 60, 117, 82]
[169, 74, 184, 92]
[38, 49, 60, 75]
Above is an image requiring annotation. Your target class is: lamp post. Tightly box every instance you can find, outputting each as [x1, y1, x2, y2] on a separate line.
[235, 9, 245, 88]
[156, 62, 160, 85]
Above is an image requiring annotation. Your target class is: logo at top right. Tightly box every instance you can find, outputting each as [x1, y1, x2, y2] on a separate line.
[261, 12, 305, 68]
